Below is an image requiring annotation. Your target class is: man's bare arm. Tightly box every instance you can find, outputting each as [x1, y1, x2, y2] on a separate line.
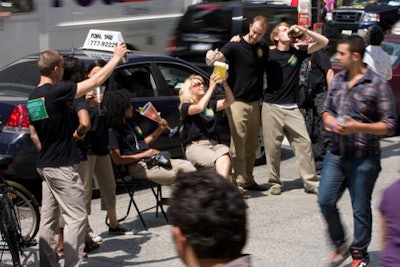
[29, 125, 41, 151]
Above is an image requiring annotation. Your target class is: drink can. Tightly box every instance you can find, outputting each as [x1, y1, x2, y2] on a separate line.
[288, 26, 301, 38]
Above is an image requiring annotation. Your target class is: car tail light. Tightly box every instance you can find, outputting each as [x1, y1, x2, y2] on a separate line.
[166, 34, 177, 54]
[5, 105, 30, 129]
[200, 5, 220, 10]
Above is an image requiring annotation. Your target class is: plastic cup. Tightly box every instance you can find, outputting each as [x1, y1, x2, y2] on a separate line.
[213, 62, 229, 82]
[92, 86, 105, 103]
[140, 102, 162, 123]
[336, 115, 347, 125]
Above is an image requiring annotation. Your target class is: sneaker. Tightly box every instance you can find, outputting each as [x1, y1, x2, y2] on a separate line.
[238, 187, 251, 199]
[243, 183, 268, 191]
[305, 187, 318, 195]
[84, 240, 99, 252]
[350, 250, 369, 267]
[351, 258, 369, 267]
[328, 243, 350, 267]
[109, 224, 137, 235]
[269, 185, 282, 195]
[88, 228, 103, 243]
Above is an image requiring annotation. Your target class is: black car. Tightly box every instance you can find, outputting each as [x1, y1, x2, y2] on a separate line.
[166, 0, 298, 72]
[324, 0, 400, 37]
[0, 47, 266, 195]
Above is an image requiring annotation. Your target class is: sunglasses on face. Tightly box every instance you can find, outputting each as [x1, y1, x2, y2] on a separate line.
[192, 81, 204, 87]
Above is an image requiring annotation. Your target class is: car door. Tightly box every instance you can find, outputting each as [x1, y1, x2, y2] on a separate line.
[110, 61, 211, 158]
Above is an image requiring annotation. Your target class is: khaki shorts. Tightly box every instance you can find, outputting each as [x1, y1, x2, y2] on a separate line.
[186, 139, 230, 169]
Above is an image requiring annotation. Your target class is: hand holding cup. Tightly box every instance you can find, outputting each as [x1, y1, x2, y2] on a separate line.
[213, 62, 229, 83]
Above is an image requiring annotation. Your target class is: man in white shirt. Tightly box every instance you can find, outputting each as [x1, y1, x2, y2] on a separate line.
[363, 25, 392, 81]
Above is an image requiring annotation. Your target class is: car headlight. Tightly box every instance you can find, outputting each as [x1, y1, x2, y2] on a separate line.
[326, 12, 333, 21]
[362, 13, 380, 22]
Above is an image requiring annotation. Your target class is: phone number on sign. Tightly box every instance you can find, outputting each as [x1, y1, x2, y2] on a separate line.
[89, 41, 118, 48]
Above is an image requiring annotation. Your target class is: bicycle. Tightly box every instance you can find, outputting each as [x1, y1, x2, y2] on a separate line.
[0, 155, 40, 266]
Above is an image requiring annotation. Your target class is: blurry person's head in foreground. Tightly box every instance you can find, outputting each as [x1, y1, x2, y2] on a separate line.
[168, 170, 249, 267]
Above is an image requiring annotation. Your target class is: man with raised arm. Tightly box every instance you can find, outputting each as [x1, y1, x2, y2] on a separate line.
[263, 23, 328, 195]
[27, 43, 127, 267]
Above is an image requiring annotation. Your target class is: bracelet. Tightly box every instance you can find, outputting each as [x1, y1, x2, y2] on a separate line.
[73, 130, 85, 141]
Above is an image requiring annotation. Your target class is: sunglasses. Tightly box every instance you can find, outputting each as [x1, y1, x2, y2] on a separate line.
[192, 81, 204, 87]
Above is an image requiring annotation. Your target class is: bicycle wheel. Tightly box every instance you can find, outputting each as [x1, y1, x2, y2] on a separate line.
[6, 181, 40, 244]
[0, 195, 21, 267]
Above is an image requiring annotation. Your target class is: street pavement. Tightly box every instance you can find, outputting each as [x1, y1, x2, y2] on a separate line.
[2, 136, 399, 267]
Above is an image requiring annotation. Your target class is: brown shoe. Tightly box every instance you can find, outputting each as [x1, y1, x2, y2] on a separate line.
[84, 240, 99, 252]
[244, 183, 267, 191]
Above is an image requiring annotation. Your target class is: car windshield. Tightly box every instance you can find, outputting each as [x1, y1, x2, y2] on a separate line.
[177, 7, 232, 34]
[0, 60, 39, 83]
[331, 40, 400, 67]
[0, 59, 39, 95]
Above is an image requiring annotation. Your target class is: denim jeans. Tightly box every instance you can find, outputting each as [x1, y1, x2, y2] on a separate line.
[318, 152, 381, 252]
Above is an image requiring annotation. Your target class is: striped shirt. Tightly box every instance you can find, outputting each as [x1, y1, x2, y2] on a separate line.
[322, 67, 397, 158]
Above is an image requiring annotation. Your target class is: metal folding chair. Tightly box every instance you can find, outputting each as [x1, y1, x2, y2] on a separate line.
[105, 164, 168, 231]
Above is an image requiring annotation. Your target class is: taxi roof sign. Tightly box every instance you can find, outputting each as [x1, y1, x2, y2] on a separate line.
[82, 29, 125, 52]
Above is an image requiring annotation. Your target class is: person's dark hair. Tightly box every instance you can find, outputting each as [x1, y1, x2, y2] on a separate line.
[87, 59, 107, 74]
[338, 35, 366, 58]
[37, 50, 63, 76]
[168, 170, 247, 259]
[102, 90, 132, 130]
[63, 57, 87, 83]
[365, 25, 384, 46]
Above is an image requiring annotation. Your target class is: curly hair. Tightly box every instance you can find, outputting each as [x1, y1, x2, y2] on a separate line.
[168, 170, 247, 259]
[178, 75, 205, 112]
[365, 25, 384, 46]
[63, 57, 87, 83]
[88, 59, 107, 74]
[102, 90, 132, 130]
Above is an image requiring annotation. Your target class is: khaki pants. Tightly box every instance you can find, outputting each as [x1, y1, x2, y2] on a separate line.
[261, 103, 319, 191]
[38, 166, 86, 267]
[226, 100, 261, 188]
[128, 158, 196, 185]
[77, 154, 116, 214]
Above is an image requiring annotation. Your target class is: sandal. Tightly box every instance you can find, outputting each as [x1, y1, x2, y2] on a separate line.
[84, 240, 99, 252]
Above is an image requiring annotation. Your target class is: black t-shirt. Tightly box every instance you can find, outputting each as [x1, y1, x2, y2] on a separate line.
[27, 82, 79, 168]
[220, 37, 269, 102]
[86, 106, 109, 156]
[181, 100, 219, 144]
[72, 97, 89, 161]
[265, 46, 309, 104]
[308, 49, 332, 91]
[108, 124, 148, 156]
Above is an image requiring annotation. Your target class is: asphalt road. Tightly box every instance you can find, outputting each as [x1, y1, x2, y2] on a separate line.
[2, 136, 399, 267]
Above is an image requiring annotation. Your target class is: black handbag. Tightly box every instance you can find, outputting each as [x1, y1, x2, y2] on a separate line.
[145, 151, 172, 170]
